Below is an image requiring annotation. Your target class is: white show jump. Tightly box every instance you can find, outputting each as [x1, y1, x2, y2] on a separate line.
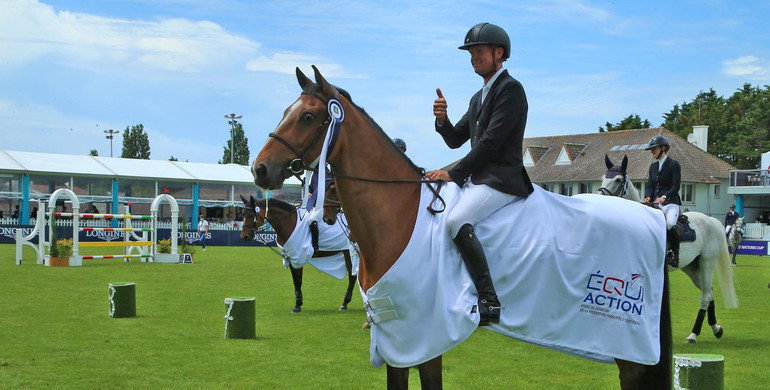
[15, 188, 179, 266]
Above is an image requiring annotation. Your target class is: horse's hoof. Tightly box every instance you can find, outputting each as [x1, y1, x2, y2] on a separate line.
[291, 306, 302, 313]
[714, 326, 724, 339]
[362, 321, 371, 329]
[339, 305, 348, 311]
[685, 333, 697, 343]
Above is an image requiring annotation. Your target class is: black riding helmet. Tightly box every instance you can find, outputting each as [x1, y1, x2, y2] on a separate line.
[393, 138, 407, 152]
[645, 135, 670, 152]
[458, 22, 511, 59]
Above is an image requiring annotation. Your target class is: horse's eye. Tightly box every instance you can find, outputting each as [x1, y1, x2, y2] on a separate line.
[302, 112, 314, 122]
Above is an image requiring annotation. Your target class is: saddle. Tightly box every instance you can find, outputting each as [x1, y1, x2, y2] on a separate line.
[642, 201, 696, 242]
[678, 214, 696, 242]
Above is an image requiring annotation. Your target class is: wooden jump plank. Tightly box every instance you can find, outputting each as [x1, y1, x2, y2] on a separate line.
[79, 241, 153, 247]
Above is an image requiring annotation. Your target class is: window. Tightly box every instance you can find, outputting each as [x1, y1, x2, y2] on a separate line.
[554, 147, 571, 165]
[579, 182, 592, 194]
[713, 184, 721, 199]
[560, 183, 573, 196]
[118, 179, 156, 199]
[680, 184, 694, 203]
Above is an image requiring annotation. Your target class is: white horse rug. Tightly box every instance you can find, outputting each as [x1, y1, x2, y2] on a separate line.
[278, 211, 359, 279]
[362, 184, 666, 368]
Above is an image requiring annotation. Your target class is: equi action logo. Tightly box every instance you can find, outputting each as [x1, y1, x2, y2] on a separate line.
[580, 270, 645, 326]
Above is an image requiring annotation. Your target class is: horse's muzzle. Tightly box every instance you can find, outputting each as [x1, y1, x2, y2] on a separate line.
[253, 161, 289, 190]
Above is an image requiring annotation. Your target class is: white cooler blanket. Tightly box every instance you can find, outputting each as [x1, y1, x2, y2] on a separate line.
[363, 184, 666, 368]
[278, 211, 359, 279]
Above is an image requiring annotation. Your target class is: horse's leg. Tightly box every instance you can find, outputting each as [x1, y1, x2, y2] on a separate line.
[340, 251, 355, 310]
[416, 355, 442, 390]
[616, 269, 672, 390]
[679, 263, 713, 343]
[289, 265, 304, 313]
[707, 300, 724, 338]
[386, 365, 409, 390]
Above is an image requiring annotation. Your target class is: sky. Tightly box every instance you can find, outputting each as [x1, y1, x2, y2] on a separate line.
[1, 0, 769, 171]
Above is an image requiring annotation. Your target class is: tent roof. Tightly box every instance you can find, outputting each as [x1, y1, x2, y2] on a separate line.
[0, 149, 301, 186]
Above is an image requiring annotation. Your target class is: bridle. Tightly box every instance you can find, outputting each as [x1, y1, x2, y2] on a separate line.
[267, 90, 447, 213]
[268, 94, 332, 176]
[597, 170, 628, 197]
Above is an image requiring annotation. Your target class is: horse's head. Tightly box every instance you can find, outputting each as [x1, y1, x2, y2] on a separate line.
[597, 154, 629, 197]
[239, 194, 266, 241]
[322, 180, 342, 225]
[253, 65, 340, 190]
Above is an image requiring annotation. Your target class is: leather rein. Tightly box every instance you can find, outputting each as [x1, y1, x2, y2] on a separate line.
[266, 92, 447, 214]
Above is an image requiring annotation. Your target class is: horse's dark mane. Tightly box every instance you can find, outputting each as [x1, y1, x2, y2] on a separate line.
[255, 197, 296, 213]
[304, 82, 424, 176]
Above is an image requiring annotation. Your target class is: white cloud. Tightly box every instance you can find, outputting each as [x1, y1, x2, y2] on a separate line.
[0, 0, 256, 73]
[723, 56, 769, 80]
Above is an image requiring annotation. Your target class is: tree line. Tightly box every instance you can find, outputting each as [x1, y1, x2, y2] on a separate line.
[88, 121, 250, 165]
[599, 83, 770, 169]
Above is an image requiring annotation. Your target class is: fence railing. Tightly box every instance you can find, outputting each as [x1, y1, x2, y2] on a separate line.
[1, 218, 253, 232]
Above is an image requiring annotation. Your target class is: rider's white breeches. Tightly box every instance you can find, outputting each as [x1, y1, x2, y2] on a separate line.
[660, 203, 680, 230]
[447, 181, 521, 238]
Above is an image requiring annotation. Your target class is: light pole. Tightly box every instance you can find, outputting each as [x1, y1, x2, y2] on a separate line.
[224, 113, 242, 164]
[104, 129, 120, 157]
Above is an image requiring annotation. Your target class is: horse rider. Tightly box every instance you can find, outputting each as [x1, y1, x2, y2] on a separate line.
[427, 22, 533, 326]
[724, 203, 739, 240]
[643, 135, 682, 267]
[393, 138, 407, 153]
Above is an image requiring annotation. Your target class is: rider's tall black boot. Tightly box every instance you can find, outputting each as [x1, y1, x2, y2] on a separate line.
[310, 220, 319, 255]
[666, 226, 681, 268]
[453, 223, 501, 326]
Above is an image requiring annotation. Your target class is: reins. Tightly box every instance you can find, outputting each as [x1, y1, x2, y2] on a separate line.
[268, 90, 448, 214]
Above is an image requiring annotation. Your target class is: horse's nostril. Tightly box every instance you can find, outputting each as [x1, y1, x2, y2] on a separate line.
[255, 163, 267, 179]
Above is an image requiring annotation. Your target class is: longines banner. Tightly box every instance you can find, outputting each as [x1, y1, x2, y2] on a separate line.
[0, 225, 277, 247]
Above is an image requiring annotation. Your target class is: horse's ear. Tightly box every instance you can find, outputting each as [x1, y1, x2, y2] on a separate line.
[621, 155, 628, 173]
[312, 65, 336, 97]
[250, 195, 257, 206]
[296, 67, 312, 89]
[239, 194, 249, 206]
[604, 154, 613, 169]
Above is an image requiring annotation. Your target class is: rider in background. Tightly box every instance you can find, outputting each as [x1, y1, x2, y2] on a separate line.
[427, 22, 533, 326]
[724, 203, 739, 240]
[643, 135, 681, 267]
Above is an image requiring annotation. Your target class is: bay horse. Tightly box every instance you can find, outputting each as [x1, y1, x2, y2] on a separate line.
[252, 66, 672, 390]
[239, 194, 357, 313]
[727, 217, 744, 266]
[600, 155, 738, 343]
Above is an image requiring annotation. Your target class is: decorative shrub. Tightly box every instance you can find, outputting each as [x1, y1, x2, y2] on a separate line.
[157, 238, 172, 254]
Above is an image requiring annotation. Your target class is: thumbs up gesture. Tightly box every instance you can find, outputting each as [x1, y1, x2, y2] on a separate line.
[433, 88, 447, 125]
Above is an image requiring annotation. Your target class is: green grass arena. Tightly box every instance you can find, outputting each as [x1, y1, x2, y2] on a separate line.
[2, 245, 769, 389]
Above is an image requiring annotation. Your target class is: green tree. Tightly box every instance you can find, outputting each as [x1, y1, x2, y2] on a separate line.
[662, 85, 770, 169]
[169, 155, 178, 161]
[89, 149, 98, 156]
[220, 120, 250, 165]
[598, 114, 652, 132]
[121, 124, 151, 159]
